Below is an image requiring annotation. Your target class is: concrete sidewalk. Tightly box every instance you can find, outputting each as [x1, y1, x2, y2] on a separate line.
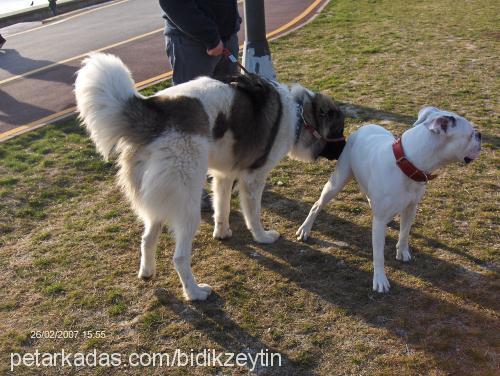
[0, 0, 112, 28]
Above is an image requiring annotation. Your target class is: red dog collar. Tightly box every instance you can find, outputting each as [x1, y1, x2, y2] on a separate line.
[393, 138, 437, 183]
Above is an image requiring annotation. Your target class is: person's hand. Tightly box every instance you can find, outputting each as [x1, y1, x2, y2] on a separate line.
[207, 41, 223, 56]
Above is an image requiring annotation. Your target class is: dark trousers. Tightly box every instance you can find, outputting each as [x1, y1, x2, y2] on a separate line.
[165, 33, 239, 85]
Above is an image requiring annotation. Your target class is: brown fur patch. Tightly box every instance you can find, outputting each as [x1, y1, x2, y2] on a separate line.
[122, 95, 210, 144]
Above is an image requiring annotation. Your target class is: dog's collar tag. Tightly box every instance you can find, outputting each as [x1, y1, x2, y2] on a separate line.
[393, 138, 437, 183]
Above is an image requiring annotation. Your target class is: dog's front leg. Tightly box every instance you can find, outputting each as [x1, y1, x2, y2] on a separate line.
[239, 174, 279, 244]
[396, 203, 417, 262]
[212, 175, 234, 240]
[297, 179, 340, 241]
[297, 158, 353, 241]
[372, 217, 390, 293]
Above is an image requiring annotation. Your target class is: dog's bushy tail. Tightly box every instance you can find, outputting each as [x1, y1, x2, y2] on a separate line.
[75, 53, 144, 160]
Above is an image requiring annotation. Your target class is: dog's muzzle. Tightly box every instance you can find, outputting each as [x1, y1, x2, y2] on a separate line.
[319, 137, 346, 160]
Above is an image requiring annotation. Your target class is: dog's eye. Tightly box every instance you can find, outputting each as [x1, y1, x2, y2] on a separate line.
[319, 110, 335, 119]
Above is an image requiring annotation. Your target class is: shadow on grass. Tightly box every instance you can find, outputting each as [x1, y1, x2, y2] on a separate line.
[205, 190, 499, 372]
[481, 133, 500, 150]
[339, 102, 416, 125]
[154, 288, 300, 375]
[263, 190, 499, 311]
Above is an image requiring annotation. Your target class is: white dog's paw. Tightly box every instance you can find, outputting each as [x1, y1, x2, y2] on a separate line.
[183, 283, 212, 301]
[373, 272, 390, 293]
[213, 226, 232, 240]
[296, 222, 312, 241]
[396, 244, 412, 262]
[253, 230, 280, 244]
[138, 265, 156, 281]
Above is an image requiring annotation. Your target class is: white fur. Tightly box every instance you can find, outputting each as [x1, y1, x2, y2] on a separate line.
[75, 53, 320, 301]
[297, 107, 481, 292]
[74, 53, 137, 160]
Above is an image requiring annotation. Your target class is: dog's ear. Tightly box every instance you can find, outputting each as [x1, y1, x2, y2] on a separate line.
[312, 93, 344, 135]
[427, 115, 456, 134]
[414, 106, 440, 126]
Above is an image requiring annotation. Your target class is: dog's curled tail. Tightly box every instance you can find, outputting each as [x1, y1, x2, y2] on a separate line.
[75, 52, 140, 160]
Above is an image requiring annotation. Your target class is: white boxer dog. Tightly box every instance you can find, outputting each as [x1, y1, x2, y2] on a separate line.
[296, 107, 482, 292]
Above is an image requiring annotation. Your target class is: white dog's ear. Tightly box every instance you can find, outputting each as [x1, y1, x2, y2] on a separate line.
[414, 106, 440, 126]
[427, 115, 456, 134]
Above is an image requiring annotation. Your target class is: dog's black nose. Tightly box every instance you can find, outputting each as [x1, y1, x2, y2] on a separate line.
[476, 132, 482, 141]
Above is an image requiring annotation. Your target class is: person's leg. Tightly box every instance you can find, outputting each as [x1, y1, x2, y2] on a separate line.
[165, 34, 221, 85]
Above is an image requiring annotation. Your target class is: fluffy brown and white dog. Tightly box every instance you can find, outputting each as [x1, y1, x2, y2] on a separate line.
[75, 53, 345, 301]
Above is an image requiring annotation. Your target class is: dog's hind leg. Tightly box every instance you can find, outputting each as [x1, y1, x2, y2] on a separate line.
[396, 203, 417, 262]
[239, 171, 280, 244]
[138, 220, 163, 280]
[296, 155, 353, 241]
[212, 174, 235, 240]
[171, 204, 212, 301]
[164, 141, 212, 301]
[138, 136, 211, 300]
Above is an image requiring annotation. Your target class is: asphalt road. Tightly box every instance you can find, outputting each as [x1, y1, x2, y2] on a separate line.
[0, 0, 326, 139]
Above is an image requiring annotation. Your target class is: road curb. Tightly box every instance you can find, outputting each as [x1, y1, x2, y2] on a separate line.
[0, 0, 113, 29]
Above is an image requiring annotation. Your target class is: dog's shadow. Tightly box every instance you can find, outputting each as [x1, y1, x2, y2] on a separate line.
[189, 189, 498, 372]
[338, 102, 416, 126]
[261, 190, 498, 311]
[154, 288, 300, 375]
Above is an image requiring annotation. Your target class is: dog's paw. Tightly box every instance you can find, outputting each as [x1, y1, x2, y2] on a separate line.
[373, 272, 390, 293]
[138, 266, 156, 281]
[184, 283, 212, 301]
[396, 244, 411, 262]
[213, 226, 232, 240]
[254, 230, 280, 244]
[296, 222, 312, 241]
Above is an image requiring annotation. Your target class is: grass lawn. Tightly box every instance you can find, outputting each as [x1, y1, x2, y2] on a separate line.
[0, 0, 498, 374]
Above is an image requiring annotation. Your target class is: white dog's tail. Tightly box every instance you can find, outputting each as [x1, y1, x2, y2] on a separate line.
[75, 53, 148, 160]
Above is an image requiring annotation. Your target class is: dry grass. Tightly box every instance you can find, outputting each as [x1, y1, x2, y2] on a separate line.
[0, 0, 498, 374]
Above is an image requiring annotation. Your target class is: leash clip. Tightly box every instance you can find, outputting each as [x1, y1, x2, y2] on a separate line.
[223, 48, 250, 75]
